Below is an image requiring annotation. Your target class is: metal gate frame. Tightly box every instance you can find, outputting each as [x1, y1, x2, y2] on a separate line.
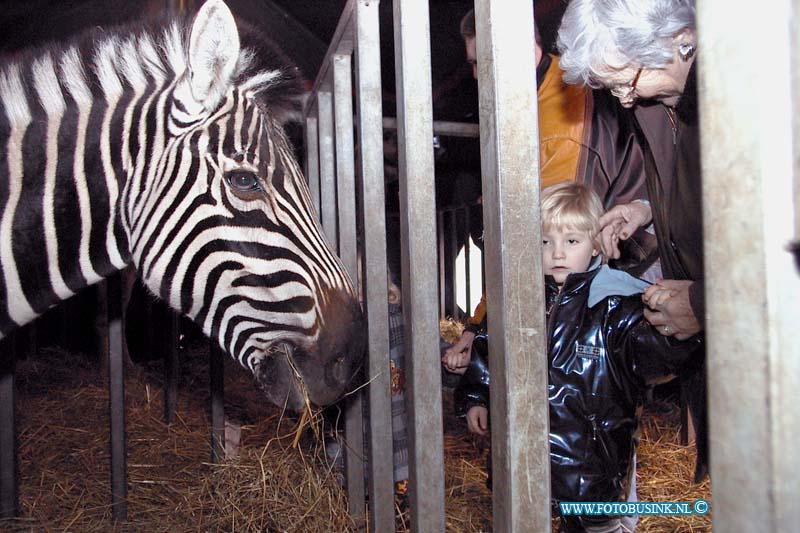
[303, 1, 550, 531]
[305, 0, 800, 532]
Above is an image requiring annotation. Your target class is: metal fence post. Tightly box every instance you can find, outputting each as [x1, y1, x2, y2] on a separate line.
[698, 0, 800, 531]
[474, 1, 550, 530]
[392, 0, 446, 530]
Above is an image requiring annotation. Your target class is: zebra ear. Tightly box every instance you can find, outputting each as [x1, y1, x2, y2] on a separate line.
[188, 0, 240, 109]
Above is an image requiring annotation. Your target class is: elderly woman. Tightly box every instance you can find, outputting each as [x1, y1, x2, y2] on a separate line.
[557, 0, 708, 486]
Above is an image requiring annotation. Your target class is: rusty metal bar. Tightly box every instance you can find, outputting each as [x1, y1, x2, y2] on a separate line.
[699, 1, 800, 531]
[354, 0, 394, 529]
[392, 0, 445, 530]
[474, 1, 549, 530]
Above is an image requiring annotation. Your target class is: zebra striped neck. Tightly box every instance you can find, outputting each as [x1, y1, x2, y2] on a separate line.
[0, 23, 191, 331]
[0, 18, 291, 334]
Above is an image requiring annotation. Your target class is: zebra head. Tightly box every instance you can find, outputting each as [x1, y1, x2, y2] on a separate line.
[127, 0, 366, 411]
[0, 0, 364, 411]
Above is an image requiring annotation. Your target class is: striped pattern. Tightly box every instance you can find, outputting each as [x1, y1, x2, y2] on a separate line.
[0, 2, 363, 406]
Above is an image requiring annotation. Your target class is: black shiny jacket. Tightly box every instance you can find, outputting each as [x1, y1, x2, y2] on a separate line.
[455, 267, 703, 502]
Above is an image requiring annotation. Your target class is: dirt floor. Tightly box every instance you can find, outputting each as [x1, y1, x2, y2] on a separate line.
[1, 340, 710, 532]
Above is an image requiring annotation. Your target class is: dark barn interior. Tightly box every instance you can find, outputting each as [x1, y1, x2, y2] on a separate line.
[0, 1, 712, 531]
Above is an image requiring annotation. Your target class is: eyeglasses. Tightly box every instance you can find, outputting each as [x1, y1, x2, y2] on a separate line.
[609, 67, 643, 100]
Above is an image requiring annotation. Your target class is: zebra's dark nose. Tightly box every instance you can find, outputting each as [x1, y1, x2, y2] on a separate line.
[302, 290, 365, 406]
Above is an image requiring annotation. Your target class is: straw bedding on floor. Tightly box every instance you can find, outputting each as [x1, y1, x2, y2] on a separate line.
[2, 335, 710, 532]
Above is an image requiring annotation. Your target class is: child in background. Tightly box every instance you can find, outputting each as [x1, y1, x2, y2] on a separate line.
[455, 182, 703, 533]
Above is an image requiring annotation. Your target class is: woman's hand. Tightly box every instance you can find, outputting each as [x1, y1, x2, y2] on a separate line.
[643, 279, 702, 339]
[466, 405, 489, 436]
[599, 201, 653, 259]
[441, 330, 476, 375]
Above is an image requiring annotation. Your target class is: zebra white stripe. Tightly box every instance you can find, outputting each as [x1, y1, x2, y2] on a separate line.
[0, 64, 35, 325]
[61, 47, 102, 286]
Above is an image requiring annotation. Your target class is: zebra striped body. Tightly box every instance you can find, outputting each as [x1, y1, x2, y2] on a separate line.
[0, 0, 364, 410]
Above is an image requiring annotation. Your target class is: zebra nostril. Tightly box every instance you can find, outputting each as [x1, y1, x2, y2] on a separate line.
[328, 354, 349, 384]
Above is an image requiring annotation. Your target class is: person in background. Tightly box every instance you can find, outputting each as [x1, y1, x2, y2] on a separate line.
[442, 6, 654, 375]
[556, 0, 707, 481]
[456, 182, 703, 533]
[386, 274, 410, 514]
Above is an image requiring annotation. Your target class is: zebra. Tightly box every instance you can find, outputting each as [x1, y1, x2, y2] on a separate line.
[0, 0, 364, 411]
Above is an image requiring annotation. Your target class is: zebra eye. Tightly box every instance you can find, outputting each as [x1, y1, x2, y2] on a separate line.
[225, 170, 262, 193]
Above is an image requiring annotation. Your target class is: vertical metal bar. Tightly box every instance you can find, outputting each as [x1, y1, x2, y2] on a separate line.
[794, 0, 800, 247]
[0, 346, 17, 519]
[463, 208, 472, 318]
[437, 210, 445, 318]
[164, 312, 180, 424]
[209, 343, 225, 463]
[333, 48, 366, 518]
[393, 1, 445, 530]
[105, 278, 127, 520]
[334, 53, 357, 277]
[318, 90, 338, 250]
[698, 1, 800, 531]
[305, 116, 321, 213]
[792, 0, 800, 275]
[354, 1, 394, 529]
[474, 1, 549, 531]
[448, 209, 458, 319]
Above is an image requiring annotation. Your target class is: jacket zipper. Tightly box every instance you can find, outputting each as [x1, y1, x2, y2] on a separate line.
[545, 286, 563, 341]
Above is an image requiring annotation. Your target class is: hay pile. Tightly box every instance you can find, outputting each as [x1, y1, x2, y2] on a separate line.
[3, 330, 709, 532]
[7, 346, 358, 532]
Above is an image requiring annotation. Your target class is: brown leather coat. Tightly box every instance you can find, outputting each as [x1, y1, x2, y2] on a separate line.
[632, 65, 708, 481]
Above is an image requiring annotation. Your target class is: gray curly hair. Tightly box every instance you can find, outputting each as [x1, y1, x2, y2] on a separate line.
[556, 0, 696, 87]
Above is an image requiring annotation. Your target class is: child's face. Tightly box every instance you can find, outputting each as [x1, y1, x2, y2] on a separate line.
[542, 226, 598, 285]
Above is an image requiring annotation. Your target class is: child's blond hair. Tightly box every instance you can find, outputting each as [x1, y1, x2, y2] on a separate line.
[540, 182, 604, 247]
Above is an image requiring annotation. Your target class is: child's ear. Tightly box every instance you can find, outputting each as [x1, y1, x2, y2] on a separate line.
[592, 248, 599, 257]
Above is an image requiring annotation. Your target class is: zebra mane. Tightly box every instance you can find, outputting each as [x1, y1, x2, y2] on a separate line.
[0, 11, 304, 124]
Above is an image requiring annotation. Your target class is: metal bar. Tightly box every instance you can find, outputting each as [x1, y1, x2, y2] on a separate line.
[474, 1, 549, 530]
[383, 117, 480, 138]
[463, 208, 472, 319]
[164, 312, 180, 424]
[0, 346, 17, 519]
[354, 0, 394, 529]
[305, 116, 321, 213]
[437, 210, 445, 317]
[106, 278, 127, 521]
[698, 1, 800, 531]
[448, 209, 459, 319]
[333, 49, 366, 517]
[334, 53, 357, 277]
[209, 343, 225, 463]
[392, 1, 445, 530]
[304, 0, 355, 115]
[318, 91, 338, 250]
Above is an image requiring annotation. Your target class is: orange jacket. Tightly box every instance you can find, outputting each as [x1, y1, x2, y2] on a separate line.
[467, 55, 589, 328]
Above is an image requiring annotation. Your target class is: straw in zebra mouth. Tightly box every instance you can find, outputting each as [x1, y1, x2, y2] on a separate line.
[254, 342, 314, 414]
